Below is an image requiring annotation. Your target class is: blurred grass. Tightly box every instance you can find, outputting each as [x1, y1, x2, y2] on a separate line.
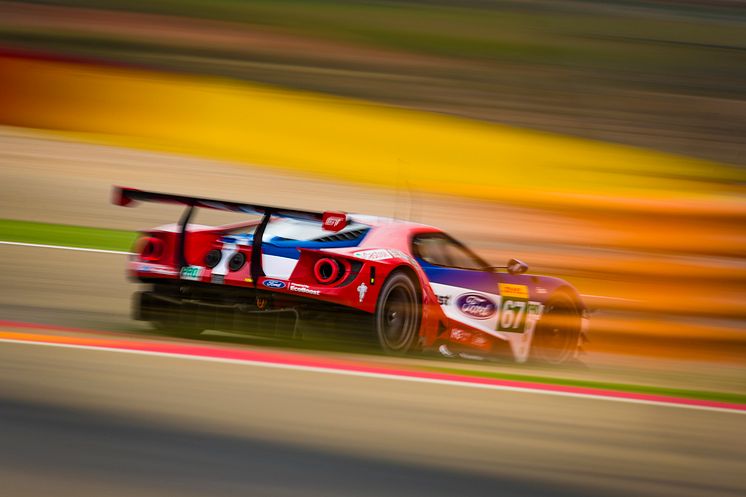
[18, 1, 746, 60]
[0, 218, 136, 252]
[422, 365, 746, 404]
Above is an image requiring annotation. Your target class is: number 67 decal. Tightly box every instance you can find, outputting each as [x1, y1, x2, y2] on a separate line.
[498, 300, 526, 332]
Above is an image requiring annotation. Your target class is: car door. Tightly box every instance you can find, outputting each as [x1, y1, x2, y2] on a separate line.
[413, 233, 543, 340]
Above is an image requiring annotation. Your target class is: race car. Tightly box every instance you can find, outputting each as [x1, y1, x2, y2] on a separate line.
[113, 186, 588, 364]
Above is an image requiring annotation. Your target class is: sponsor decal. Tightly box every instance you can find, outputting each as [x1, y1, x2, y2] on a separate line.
[353, 248, 413, 262]
[244, 278, 253, 283]
[357, 282, 368, 303]
[322, 211, 347, 232]
[436, 295, 450, 306]
[456, 293, 497, 320]
[450, 328, 471, 342]
[262, 279, 287, 289]
[138, 263, 178, 276]
[536, 287, 547, 295]
[527, 302, 543, 316]
[180, 266, 203, 281]
[471, 335, 489, 347]
[353, 249, 393, 261]
[211, 274, 225, 284]
[498, 283, 529, 299]
[388, 249, 416, 264]
[352, 249, 414, 264]
[288, 283, 320, 296]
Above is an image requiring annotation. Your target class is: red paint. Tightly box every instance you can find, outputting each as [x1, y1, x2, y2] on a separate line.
[0, 320, 743, 413]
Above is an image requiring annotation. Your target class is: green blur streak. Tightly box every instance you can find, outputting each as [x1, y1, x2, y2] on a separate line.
[0, 219, 137, 252]
[423, 366, 746, 405]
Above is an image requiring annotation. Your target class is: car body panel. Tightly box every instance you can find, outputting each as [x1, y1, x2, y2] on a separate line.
[117, 186, 586, 362]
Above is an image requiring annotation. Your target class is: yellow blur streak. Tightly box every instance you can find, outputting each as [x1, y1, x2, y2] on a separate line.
[0, 55, 742, 210]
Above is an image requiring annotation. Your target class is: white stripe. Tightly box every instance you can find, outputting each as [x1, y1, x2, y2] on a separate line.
[0, 338, 742, 415]
[0, 241, 132, 255]
[263, 254, 298, 279]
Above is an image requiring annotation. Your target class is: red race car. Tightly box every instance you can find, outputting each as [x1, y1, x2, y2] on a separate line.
[114, 187, 588, 364]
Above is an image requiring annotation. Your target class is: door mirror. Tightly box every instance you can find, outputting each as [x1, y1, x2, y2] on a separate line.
[507, 258, 528, 275]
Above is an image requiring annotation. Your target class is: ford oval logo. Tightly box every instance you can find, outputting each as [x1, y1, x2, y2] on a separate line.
[262, 279, 286, 289]
[456, 293, 496, 320]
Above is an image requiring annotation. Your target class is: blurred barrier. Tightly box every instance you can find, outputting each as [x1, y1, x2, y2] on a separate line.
[0, 53, 743, 213]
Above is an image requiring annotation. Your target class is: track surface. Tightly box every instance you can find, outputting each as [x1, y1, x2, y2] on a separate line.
[2, 341, 744, 497]
[1, 121, 745, 496]
[2, 232, 746, 496]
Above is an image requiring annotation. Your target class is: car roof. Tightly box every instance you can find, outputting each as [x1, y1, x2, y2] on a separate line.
[355, 217, 441, 251]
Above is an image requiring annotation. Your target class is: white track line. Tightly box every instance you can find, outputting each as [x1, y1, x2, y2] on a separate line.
[0, 240, 630, 301]
[0, 240, 132, 255]
[0, 338, 742, 415]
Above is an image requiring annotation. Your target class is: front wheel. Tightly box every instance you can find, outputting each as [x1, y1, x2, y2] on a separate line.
[531, 293, 581, 365]
[374, 272, 421, 355]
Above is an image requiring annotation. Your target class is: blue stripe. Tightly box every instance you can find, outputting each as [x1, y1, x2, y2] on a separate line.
[220, 231, 369, 261]
[418, 259, 566, 299]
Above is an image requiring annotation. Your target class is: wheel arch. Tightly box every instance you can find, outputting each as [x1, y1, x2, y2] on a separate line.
[383, 264, 423, 304]
[550, 284, 586, 314]
[373, 264, 423, 354]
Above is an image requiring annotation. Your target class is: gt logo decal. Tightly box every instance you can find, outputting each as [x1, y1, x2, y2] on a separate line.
[322, 212, 347, 232]
[498, 283, 528, 299]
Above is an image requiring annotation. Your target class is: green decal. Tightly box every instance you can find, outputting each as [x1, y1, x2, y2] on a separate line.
[180, 266, 202, 281]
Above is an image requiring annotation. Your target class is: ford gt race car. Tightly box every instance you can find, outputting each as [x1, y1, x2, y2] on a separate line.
[114, 186, 588, 364]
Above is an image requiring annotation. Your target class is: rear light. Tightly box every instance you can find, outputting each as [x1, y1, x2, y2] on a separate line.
[205, 249, 222, 268]
[139, 237, 163, 262]
[228, 252, 246, 271]
[314, 258, 343, 284]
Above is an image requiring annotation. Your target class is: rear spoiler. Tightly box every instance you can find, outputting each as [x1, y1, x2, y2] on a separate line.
[112, 186, 342, 284]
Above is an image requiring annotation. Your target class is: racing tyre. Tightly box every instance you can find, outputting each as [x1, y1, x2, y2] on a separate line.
[531, 293, 581, 365]
[375, 272, 421, 355]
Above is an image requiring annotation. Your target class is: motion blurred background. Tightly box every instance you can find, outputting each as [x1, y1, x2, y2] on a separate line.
[1, 0, 744, 360]
[1, 1, 745, 496]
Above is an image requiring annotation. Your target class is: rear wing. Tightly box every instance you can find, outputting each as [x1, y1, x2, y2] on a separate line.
[112, 186, 346, 283]
[113, 186, 325, 220]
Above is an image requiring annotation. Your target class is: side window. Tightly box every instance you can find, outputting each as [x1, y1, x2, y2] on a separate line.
[412, 233, 486, 270]
[413, 236, 449, 266]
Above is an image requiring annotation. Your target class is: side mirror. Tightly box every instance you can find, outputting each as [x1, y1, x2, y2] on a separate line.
[507, 258, 528, 275]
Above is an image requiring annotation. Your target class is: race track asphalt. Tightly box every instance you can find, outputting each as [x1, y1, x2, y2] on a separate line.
[1, 339, 744, 497]
[1, 243, 745, 497]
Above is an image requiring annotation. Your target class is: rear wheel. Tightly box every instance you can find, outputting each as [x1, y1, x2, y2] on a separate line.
[531, 293, 581, 364]
[375, 272, 421, 354]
